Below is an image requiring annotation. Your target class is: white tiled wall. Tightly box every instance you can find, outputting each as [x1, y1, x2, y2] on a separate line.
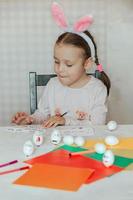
[0, 0, 133, 124]
[106, 0, 133, 123]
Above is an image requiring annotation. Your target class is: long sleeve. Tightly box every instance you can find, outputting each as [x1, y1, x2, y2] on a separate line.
[64, 84, 108, 126]
[30, 82, 51, 124]
[64, 116, 92, 126]
[89, 86, 107, 125]
[30, 76, 108, 126]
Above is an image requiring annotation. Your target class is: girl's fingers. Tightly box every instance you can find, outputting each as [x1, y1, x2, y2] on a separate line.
[53, 122, 58, 127]
[42, 121, 49, 127]
[12, 112, 27, 123]
[15, 116, 27, 125]
[44, 121, 52, 128]
[42, 116, 64, 128]
[42, 118, 54, 127]
[43, 120, 54, 128]
[26, 117, 34, 124]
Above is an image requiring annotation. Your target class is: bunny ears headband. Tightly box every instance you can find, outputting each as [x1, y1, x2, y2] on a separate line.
[51, 2, 103, 72]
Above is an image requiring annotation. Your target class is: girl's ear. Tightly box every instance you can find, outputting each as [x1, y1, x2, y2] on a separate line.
[84, 57, 93, 70]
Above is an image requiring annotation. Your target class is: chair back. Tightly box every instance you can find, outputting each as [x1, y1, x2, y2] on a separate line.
[29, 70, 101, 114]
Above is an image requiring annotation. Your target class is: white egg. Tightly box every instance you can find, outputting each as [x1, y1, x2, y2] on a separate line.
[105, 135, 119, 146]
[63, 135, 74, 145]
[74, 136, 85, 147]
[50, 129, 62, 145]
[94, 143, 106, 154]
[107, 121, 118, 131]
[23, 140, 34, 156]
[102, 150, 115, 167]
[33, 130, 44, 146]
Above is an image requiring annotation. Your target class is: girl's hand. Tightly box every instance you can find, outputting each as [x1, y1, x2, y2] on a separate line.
[11, 112, 34, 125]
[42, 115, 65, 128]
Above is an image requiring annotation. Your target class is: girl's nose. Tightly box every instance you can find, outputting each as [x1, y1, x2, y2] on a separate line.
[58, 64, 65, 72]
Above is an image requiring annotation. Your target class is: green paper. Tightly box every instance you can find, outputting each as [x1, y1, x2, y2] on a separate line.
[55, 145, 133, 168]
[55, 144, 86, 152]
[84, 153, 133, 168]
[114, 156, 133, 167]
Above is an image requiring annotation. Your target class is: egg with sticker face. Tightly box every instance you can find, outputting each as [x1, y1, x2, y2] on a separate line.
[23, 140, 34, 157]
[33, 130, 44, 146]
[50, 129, 62, 145]
[102, 150, 115, 167]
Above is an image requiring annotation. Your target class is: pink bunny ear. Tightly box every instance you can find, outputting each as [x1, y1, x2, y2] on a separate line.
[74, 15, 93, 32]
[51, 2, 68, 29]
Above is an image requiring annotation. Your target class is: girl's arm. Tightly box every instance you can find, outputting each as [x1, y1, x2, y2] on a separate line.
[89, 86, 107, 125]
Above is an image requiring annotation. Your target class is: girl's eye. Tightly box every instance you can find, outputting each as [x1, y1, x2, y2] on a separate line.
[54, 61, 60, 64]
[66, 64, 73, 67]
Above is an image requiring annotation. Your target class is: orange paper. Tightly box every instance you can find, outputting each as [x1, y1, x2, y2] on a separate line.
[14, 163, 94, 191]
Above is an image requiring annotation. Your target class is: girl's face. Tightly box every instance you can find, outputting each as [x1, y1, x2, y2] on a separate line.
[54, 43, 90, 88]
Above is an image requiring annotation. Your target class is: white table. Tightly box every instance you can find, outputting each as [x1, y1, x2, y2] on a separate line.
[0, 125, 133, 200]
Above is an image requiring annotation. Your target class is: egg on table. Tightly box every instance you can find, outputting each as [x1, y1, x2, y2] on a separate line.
[107, 121, 118, 131]
[74, 136, 85, 147]
[94, 143, 106, 154]
[23, 140, 34, 157]
[63, 135, 74, 145]
[105, 135, 119, 146]
[102, 150, 115, 167]
[50, 129, 62, 145]
[33, 130, 44, 146]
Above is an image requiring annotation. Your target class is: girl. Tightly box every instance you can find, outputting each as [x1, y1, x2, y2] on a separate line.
[12, 2, 111, 128]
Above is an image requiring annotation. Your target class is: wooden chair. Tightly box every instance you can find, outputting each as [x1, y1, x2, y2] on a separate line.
[29, 71, 101, 114]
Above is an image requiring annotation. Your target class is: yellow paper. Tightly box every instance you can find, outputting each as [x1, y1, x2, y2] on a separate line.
[112, 149, 133, 158]
[111, 138, 133, 150]
[84, 139, 104, 148]
[84, 137, 133, 150]
[125, 163, 133, 171]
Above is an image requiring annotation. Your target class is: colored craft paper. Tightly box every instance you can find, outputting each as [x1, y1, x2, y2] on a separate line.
[110, 137, 133, 150]
[112, 149, 133, 171]
[14, 163, 94, 191]
[56, 144, 86, 152]
[84, 137, 133, 150]
[85, 152, 133, 168]
[25, 147, 123, 184]
[84, 139, 103, 148]
[112, 149, 133, 159]
[25, 149, 98, 168]
[125, 164, 133, 171]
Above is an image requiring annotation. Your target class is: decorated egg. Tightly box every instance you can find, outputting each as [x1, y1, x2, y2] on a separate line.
[23, 140, 34, 156]
[107, 121, 117, 131]
[105, 135, 119, 146]
[50, 129, 62, 145]
[63, 135, 74, 145]
[102, 150, 115, 167]
[94, 143, 106, 154]
[74, 136, 85, 147]
[33, 130, 44, 146]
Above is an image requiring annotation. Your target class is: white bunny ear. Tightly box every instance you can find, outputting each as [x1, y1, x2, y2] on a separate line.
[51, 2, 68, 29]
[74, 15, 93, 32]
